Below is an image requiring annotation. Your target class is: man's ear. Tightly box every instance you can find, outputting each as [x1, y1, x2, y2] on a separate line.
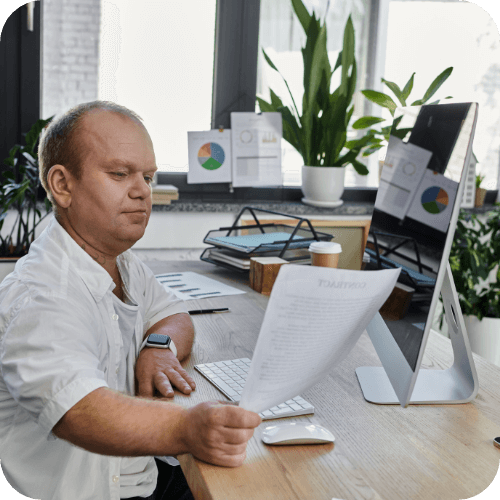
[47, 165, 73, 209]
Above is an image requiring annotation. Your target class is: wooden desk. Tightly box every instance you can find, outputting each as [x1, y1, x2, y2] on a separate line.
[145, 260, 500, 500]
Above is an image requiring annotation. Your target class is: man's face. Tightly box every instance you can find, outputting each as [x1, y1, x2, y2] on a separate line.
[67, 110, 157, 255]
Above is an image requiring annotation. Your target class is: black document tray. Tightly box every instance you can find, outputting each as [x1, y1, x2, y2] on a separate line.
[200, 206, 333, 273]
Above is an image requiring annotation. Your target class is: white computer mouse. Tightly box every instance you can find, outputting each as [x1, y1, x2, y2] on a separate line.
[261, 422, 335, 445]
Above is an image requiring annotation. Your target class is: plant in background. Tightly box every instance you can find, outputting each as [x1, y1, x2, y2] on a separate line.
[257, 0, 370, 175]
[445, 208, 500, 321]
[1, 117, 53, 257]
[352, 68, 454, 158]
[475, 173, 485, 189]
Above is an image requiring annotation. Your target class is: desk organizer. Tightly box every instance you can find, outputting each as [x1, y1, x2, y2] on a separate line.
[200, 206, 333, 273]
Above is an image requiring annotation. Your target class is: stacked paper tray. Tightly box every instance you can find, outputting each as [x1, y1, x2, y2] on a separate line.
[200, 207, 334, 273]
[204, 231, 312, 253]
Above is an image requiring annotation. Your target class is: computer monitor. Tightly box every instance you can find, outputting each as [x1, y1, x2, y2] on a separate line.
[356, 102, 479, 407]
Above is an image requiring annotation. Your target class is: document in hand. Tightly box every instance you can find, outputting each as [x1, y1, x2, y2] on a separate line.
[239, 265, 401, 413]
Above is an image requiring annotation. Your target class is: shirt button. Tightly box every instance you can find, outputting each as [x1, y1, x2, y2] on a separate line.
[115, 367, 119, 374]
[112, 475, 119, 483]
[112, 314, 119, 321]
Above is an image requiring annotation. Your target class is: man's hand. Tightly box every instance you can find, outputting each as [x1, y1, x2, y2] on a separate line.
[182, 401, 262, 467]
[135, 347, 196, 398]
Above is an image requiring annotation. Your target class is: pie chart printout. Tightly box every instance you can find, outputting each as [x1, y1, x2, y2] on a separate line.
[198, 142, 225, 170]
[421, 186, 449, 214]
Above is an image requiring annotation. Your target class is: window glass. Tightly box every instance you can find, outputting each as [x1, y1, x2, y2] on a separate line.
[42, 0, 217, 173]
[383, 0, 500, 190]
[256, 0, 372, 186]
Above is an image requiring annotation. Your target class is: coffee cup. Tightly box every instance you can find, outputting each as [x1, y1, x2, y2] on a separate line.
[308, 241, 342, 268]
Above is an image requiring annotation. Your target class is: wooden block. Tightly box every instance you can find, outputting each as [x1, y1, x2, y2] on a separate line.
[379, 282, 415, 321]
[249, 257, 289, 296]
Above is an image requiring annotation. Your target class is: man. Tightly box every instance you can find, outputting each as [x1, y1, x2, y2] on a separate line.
[0, 101, 261, 500]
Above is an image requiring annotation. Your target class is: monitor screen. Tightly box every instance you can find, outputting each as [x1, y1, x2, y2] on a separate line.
[365, 103, 472, 372]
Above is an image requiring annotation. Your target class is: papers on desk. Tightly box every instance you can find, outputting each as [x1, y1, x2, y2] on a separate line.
[155, 271, 246, 301]
[187, 129, 232, 184]
[187, 113, 282, 187]
[230, 112, 282, 187]
[238, 265, 400, 414]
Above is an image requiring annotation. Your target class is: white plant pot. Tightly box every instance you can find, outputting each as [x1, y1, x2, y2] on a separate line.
[301, 165, 346, 208]
[464, 315, 500, 367]
[0, 259, 18, 283]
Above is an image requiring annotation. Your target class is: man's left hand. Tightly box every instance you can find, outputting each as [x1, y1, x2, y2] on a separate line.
[135, 348, 196, 398]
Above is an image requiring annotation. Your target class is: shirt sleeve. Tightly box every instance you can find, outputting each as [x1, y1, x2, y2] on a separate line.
[0, 287, 108, 439]
[134, 259, 188, 333]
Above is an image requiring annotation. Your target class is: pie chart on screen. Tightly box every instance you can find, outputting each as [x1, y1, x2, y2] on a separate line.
[421, 186, 449, 214]
[198, 142, 225, 170]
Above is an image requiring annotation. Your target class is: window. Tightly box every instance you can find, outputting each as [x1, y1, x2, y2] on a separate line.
[42, 0, 217, 173]
[36, 0, 500, 198]
[381, 0, 500, 190]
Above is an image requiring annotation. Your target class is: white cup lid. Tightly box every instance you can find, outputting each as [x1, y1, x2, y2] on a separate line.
[308, 241, 342, 254]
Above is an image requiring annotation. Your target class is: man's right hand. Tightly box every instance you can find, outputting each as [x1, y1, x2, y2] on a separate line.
[181, 401, 262, 467]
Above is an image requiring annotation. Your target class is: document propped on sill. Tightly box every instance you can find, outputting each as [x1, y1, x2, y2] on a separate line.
[239, 265, 401, 414]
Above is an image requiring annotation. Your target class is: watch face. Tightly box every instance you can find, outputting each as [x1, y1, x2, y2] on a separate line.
[148, 334, 170, 346]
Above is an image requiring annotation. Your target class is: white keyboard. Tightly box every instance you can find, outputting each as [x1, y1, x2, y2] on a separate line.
[194, 357, 315, 420]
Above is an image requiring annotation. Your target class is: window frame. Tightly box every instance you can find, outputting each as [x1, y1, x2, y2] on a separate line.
[160, 0, 385, 203]
[0, 2, 41, 167]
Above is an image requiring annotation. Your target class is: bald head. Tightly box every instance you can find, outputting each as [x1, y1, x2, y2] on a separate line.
[38, 101, 146, 212]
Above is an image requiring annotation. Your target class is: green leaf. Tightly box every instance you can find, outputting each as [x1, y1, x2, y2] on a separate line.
[351, 159, 369, 175]
[362, 144, 384, 157]
[262, 48, 279, 72]
[419, 67, 453, 104]
[279, 106, 303, 156]
[402, 73, 415, 101]
[381, 78, 406, 106]
[352, 116, 386, 130]
[256, 97, 275, 113]
[307, 23, 328, 108]
[361, 90, 397, 116]
[291, 0, 312, 33]
[24, 117, 53, 157]
[340, 16, 355, 97]
[261, 49, 301, 120]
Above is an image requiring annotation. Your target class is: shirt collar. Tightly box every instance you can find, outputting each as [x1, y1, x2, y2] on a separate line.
[44, 216, 119, 303]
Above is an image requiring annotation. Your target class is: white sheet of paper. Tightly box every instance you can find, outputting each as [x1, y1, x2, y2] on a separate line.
[155, 272, 246, 301]
[239, 265, 400, 414]
[377, 137, 432, 220]
[230, 112, 282, 187]
[187, 130, 232, 184]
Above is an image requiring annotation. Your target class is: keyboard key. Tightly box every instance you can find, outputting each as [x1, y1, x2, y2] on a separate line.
[210, 377, 237, 397]
[272, 408, 291, 415]
[261, 410, 273, 417]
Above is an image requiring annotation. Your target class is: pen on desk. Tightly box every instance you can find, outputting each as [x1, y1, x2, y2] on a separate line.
[188, 308, 230, 315]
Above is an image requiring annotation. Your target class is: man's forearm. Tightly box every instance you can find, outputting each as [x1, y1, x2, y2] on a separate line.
[52, 387, 189, 457]
[145, 312, 194, 361]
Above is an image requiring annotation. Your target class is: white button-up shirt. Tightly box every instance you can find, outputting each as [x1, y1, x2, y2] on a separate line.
[0, 217, 187, 500]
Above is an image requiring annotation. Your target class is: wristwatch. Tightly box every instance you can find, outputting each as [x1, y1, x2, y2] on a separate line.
[140, 333, 177, 357]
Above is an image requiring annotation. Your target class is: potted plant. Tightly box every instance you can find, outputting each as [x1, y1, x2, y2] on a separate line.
[475, 173, 487, 207]
[257, 0, 372, 208]
[1, 117, 53, 282]
[447, 208, 500, 366]
[352, 68, 454, 159]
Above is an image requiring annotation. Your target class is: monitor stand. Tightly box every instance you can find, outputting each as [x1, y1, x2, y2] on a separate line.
[356, 263, 479, 405]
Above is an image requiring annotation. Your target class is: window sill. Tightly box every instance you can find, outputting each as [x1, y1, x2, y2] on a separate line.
[152, 199, 374, 216]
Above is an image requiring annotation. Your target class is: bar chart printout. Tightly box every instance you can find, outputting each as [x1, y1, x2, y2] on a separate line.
[155, 271, 246, 301]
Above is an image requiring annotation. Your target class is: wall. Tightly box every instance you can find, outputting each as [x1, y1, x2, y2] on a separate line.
[41, 0, 101, 118]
